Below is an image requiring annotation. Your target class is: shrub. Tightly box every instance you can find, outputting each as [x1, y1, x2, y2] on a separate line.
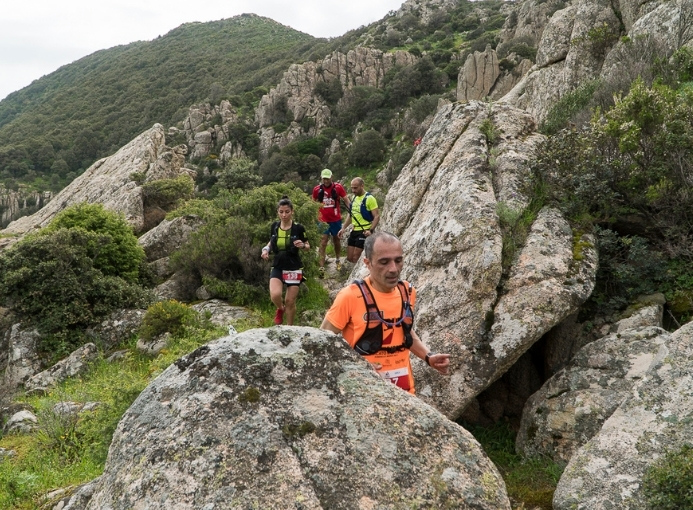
[43, 203, 146, 283]
[0, 228, 152, 356]
[141, 175, 195, 210]
[642, 444, 693, 509]
[541, 80, 600, 135]
[313, 79, 343, 106]
[215, 157, 261, 191]
[350, 130, 386, 167]
[139, 300, 199, 341]
[480, 118, 500, 144]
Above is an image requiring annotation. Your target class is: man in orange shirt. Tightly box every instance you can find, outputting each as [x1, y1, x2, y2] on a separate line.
[320, 231, 449, 394]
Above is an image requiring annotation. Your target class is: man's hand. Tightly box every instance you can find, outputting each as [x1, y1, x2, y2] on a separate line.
[428, 353, 450, 375]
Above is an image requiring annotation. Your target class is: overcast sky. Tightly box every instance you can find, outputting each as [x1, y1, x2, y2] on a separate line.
[0, 0, 405, 101]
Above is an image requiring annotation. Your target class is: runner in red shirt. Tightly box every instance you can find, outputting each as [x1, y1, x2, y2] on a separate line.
[312, 169, 350, 277]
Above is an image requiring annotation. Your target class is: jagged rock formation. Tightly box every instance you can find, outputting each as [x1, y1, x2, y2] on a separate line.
[398, 0, 459, 24]
[365, 100, 597, 420]
[501, 0, 692, 123]
[457, 45, 500, 101]
[255, 47, 417, 156]
[0, 189, 52, 228]
[180, 100, 242, 162]
[553, 320, 693, 509]
[74, 327, 510, 510]
[3, 324, 41, 391]
[1, 124, 188, 237]
[457, 46, 532, 103]
[24, 343, 99, 395]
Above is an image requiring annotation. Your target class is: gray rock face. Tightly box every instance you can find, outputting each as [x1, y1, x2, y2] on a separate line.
[255, 47, 417, 155]
[190, 299, 253, 327]
[501, 0, 689, 124]
[1, 124, 186, 236]
[553, 321, 693, 509]
[82, 327, 510, 510]
[516, 322, 670, 464]
[3, 409, 37, 434]
[457, 45, 500, 101]
[489, 208, 597, 376]
[84, 309, 146, 352]
[138, 214, 204, 262]
[3, 324, 42, 390]
[0, 189, 52, 228]
[181, 101, 240, 161]
[373, 101, 597, 419]
[24, 343, 99, 395]
[504, 0, 621, 123]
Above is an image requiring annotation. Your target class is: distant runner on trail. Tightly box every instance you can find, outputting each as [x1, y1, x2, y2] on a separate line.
[312, 168, 350, 277]
[339, 177, 380, 263]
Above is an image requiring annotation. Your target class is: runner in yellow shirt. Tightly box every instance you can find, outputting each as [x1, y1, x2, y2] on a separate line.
[339, 177, 380, 263]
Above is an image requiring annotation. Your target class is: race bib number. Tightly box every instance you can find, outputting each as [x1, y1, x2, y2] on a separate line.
[282, 270, 302, 285]
[376, 366, 411, 391]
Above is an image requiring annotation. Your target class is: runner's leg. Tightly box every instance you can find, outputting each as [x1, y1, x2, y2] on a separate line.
[284, 285, 300, 325]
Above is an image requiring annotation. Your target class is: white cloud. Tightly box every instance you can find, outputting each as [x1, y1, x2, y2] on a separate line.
[0, 0, 403, 101]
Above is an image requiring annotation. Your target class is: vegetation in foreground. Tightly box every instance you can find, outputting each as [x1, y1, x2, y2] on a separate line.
[465, 422, 563, 509]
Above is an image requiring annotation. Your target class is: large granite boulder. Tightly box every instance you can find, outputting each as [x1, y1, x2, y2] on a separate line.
[3, 324, 42, 391]
[516, 321, 670, 464]
[553, 321, 693, 509]
[457, 45, 500, 102]
[77, 327, 510, 509]
[502, 0, 689, 124]
[369, 100, 597, 420]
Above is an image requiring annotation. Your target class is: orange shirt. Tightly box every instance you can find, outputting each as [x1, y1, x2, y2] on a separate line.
[325, 277, 417, 394]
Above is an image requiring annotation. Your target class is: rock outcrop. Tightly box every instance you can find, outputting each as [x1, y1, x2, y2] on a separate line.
[457, 45, 500, 101]
[369, 100, 597, 420]
[516, 319, 669, 464]
[76, 327, 510, 509]
[0, 189, 52, 229]
[501, 0, 691, 123]
[553, 320, 693, 509]
[1, 124, 187, 237]
[255, 47, 417, 155]
[180, 101, 242, 161]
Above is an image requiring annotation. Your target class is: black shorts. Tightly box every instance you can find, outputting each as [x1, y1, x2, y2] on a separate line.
[348, 230, 368, 249]
[270, 267, 304, 286]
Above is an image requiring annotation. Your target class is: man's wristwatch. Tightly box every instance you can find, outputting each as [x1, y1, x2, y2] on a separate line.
[425, 352, 436, 366]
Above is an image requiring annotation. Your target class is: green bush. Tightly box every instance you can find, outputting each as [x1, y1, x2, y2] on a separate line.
[349, 129, 387, 167]
[170, 184, 320, 304]
[43, 203, 146, 283]
[139, 300, 199, 341]
[313, 79, 343, 106]
[141, 175, 195, 210]
[642, 444, 693, 510]
[215, 157, 262, 191]
[0, 228, 152, 356]
[541, 80, 600, 135]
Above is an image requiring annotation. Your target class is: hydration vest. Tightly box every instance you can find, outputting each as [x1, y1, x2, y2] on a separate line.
[350, 192, 374, 223]
[352, 279, 414, 356]
[269, 222, 302, 255]
[317, 184, 339, 203]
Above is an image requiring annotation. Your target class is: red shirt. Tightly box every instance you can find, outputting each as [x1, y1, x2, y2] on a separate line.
[312, 183, 347, 223]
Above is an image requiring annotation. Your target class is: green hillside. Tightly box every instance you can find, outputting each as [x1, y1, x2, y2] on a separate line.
[0, 2, 511, 192]
[0, 14, 324, 188]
